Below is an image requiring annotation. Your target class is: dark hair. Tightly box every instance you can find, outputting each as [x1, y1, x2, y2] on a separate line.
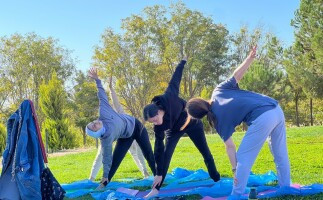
[186, 98, 217, 128]
[143, 103, 160, 121]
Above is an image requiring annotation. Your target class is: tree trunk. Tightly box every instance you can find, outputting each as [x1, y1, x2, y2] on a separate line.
[310, 98, 313, 126]
[82, 129, 86, 146]
[189, 73, 193, 97]
[184, 74, 187, 95]
[295, 91, 299, 127]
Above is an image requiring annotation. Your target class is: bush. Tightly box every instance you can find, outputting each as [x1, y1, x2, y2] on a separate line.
[0, 123, 6, 155]
[42, 118, 83, 151]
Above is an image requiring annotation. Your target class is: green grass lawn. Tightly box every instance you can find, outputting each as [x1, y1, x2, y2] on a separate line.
[55, 125, 322, 199]
[4, 126, 323, 199]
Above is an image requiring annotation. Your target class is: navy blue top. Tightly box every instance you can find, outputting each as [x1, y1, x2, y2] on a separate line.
[211, 77, 278, 142]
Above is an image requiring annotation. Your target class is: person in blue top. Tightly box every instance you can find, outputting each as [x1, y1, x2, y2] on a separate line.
[186, 46, 291, 199]
[143, 57, 220, 198]
[86, 67, 156, 190]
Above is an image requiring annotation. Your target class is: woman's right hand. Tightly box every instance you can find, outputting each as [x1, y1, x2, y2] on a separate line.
[248, 45, 257, 59]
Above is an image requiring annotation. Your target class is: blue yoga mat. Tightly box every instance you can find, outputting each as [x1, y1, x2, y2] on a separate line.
[62, 168, 323, 199]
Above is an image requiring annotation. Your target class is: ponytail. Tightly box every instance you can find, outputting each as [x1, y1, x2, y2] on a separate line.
[186, 98, 217, 128]
[206, 108, 217, 128]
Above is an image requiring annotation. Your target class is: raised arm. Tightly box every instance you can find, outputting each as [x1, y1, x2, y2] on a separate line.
[108, 76, 125, 114]
[233, 46, 257, 83]
[165, 57, 187, 96]
[88, 68, 114, 118]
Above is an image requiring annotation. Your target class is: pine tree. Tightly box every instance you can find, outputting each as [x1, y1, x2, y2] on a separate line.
[289, 0, 323, 125]
[39, 72, 77, 151]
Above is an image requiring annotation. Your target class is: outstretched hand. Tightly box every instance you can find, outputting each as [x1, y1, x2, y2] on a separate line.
[152, 175, 163, 189]
[248, 45, 257, 59]
[95, 177, 109, 191]
[88, 67, 99, 80]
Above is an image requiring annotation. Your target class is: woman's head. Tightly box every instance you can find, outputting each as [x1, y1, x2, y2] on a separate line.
[85, 119, 105, 138]
[87, 119, 103, 131]
[143, 103, 164, 125]
[186, 98, 217, 128]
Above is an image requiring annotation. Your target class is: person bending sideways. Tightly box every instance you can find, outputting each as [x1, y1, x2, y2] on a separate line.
[143, 57, 220, 198]
[86, 68, 156, 190]
[186, 46, 291, 199]
[88, 76, 150, 182]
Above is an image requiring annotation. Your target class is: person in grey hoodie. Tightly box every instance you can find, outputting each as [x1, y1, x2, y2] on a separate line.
[86, 67, 156, 189]
[89, 76, 150, 181]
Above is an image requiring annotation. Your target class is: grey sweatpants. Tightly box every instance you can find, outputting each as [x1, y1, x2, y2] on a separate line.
[232, 105, 291, 195]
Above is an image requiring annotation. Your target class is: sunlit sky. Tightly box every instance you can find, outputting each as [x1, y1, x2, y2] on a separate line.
[0, 0, 300, 72]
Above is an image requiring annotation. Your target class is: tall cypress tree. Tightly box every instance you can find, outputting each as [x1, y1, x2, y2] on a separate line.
[289, 0, 323, 125]
[39, 72, 76, 150]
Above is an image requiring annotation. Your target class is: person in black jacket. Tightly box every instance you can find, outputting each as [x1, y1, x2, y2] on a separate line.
[143, 57, 220, 198]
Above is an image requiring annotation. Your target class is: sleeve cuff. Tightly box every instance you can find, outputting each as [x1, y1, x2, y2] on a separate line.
[95, 79, 102, 84]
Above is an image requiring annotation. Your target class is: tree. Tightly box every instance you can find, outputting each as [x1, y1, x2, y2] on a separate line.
[69, 70, 98, 146]
[230, 26, 262, 67]
[0, 33, 76, 112]
[229, 26, 296, 127]
[239, 33, 287, 100]
[164, 3, 229, 98]
[39, 72, 78, 151]
[93, 2, 229, 119]
[0, 123, 6, 155]
[284, 47, 307, 126]
[230, 27, 289, 101]
[289, 0, 323, 125]
[0, 74, 11, 123]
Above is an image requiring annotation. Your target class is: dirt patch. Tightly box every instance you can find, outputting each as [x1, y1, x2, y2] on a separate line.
[0, 148, 98, 163]
[47, 148, 96, 157]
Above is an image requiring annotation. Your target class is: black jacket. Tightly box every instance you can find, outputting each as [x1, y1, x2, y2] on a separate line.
[152, 60, 187, 175]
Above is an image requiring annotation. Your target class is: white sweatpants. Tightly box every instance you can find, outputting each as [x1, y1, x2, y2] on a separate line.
[89, 140, 149, 180]
[232, 105, 291, 195]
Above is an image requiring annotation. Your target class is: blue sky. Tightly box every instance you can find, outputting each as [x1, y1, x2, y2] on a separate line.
[0, 0, 300, 72]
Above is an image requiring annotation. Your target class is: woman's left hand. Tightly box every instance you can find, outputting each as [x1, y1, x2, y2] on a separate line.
[95, 177, 109, 190]
[88, 67, 99, 80]
[152, 175, 163, 189]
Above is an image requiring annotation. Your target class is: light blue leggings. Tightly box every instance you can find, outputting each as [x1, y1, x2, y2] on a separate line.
[232, 105, 291, 195]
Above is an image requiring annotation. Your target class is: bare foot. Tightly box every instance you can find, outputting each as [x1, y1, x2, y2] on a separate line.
[144, 188, 159, 199]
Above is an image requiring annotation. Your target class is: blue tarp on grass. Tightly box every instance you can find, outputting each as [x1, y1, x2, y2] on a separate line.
[61, 168, 323, 199]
